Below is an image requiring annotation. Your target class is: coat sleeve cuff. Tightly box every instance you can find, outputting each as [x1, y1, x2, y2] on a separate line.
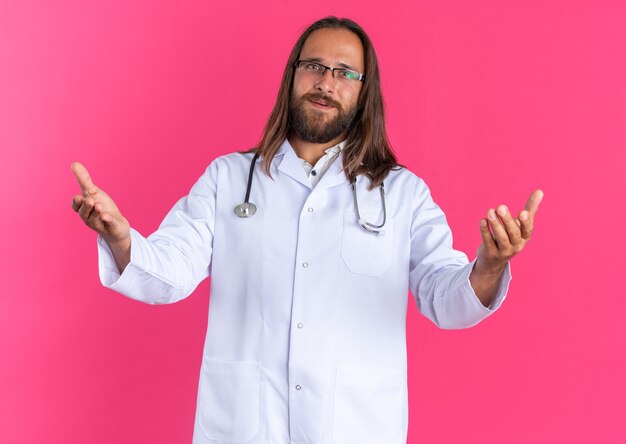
[97, 229, 146, 290]
[464, 257, 512, 312]
[97, 229, 194, 304]
[97, 234, 121, 287]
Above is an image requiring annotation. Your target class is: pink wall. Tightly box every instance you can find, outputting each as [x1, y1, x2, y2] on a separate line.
[1, 1, 624, 443]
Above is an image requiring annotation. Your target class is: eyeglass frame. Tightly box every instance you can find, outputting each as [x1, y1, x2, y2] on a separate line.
[294, 60, 366, 82]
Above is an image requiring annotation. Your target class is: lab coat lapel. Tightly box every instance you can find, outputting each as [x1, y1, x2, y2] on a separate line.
[313, 150, 348, 191]
[276, 141, 313, 189]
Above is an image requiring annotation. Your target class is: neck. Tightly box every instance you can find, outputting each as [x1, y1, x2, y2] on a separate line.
[288, 134, 345, 165]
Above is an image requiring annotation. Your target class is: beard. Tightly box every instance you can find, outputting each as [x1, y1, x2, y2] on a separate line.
[288, 92, 358, 144]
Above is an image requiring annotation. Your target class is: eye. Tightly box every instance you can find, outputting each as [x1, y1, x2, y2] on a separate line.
[303, 62, 322, 71]
[336, 70, 350, 79]
[337, 69, 359, 80]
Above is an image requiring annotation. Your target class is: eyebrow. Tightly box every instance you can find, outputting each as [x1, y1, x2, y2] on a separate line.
[302, 57, 358, 71]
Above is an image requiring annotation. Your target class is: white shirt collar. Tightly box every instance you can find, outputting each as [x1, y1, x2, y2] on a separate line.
[299, 141, 345, 187]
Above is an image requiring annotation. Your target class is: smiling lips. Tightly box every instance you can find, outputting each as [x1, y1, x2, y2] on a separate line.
[303, 93, 339, 110]
[309, 98, 335, 109]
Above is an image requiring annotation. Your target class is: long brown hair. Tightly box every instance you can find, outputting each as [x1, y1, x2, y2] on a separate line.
[254, 16, 398, 189]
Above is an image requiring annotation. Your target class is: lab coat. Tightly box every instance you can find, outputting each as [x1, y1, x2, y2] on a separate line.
[98, 139, 510, 444]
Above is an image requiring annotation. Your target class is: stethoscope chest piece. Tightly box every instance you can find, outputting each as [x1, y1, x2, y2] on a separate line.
[234, 152, 387, 232]
[234, 151, 261, 218]
[234, 202, 257, 218]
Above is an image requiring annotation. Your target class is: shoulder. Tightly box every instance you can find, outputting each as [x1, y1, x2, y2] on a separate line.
[199, 151, 257, 178]
[384, 166, 429, 194]
[209, 151, 256, 169]
[184, 151, 257, 194]
[383, 166, 442, 217]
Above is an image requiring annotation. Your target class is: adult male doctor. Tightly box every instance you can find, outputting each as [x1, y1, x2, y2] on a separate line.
[71, 16, 542, 444]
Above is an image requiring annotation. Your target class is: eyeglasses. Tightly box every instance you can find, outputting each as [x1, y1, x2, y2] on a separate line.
[294, 60, 365, 82]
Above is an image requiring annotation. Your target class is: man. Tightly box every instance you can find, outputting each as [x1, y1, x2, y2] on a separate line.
[72, 17, 542, 444]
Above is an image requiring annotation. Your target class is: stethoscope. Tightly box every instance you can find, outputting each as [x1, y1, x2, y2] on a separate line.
[234, 152, 387, 235]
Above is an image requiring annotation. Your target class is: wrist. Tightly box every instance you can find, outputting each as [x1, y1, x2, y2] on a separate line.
[103, 234, 131, 253]
[474, 257, 507, 277]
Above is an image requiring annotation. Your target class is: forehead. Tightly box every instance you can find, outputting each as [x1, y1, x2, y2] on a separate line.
[299, 28, 364, 71]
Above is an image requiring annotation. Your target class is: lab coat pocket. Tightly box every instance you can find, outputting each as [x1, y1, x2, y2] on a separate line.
[341, 209, 394, 277]
[333, 367, 404, 444]
[197, 359, 260, 444]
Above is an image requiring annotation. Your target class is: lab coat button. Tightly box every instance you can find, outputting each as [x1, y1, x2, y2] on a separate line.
[307, 207, 314, 213]
[302, 262, 309, 268]
[295, 385, 302, 390]
[297, 323, 303, 329]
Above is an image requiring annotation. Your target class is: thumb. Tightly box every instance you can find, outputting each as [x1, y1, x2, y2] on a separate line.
[525, 189, 544, 215]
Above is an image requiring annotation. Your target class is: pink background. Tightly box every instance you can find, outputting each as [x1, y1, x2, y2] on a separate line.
[1, 1, 625, 443]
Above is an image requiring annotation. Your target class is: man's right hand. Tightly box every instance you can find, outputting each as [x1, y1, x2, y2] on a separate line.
[71, 161, 131, 272]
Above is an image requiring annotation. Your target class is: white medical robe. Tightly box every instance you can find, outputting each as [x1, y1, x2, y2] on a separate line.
[98, 139, 511, 444]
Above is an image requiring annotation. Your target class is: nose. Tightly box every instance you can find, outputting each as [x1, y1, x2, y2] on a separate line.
[314, 69, 335, 94]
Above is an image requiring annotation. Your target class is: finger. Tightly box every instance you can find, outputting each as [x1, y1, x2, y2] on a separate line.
[71, 162, 99, 196]
[98, 210, 117, 227]
[479, 218, 497, 252]
[72, 194, 84, 212]
[93, 202, 111, 224]
[100, 211, 115, 224]
[79, 202, 113, 235]
[487, 208, 511, 249]
[94, 202, 123, 228]
[78, 196, 96, 221]
[519, 210, 534, 240]
[87, 202, 107, 229]
[524, 189, 544, 216]
[496, 205, 522, 245]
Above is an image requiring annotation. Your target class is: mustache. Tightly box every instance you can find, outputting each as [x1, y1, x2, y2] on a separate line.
[300, 92, 342, 110]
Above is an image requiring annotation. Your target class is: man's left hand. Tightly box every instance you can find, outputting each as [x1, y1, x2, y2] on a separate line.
[477, 189, 544, 272]
[470, 189, 544, 307]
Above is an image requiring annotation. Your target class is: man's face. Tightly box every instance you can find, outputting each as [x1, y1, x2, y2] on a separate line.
[289, 28, 365, 144]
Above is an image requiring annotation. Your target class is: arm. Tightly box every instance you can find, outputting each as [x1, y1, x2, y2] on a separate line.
[408, 180, 517, 329]
[72, 161, 218, 304]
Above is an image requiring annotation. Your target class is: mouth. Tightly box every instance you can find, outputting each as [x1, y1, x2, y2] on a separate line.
[308, 97, 336, 110]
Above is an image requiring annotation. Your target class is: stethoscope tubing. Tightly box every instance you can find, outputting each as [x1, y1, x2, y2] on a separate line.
[352, 178, 386, 233]
[233, 152, 261, 218]
[235, 151, 386, 235]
